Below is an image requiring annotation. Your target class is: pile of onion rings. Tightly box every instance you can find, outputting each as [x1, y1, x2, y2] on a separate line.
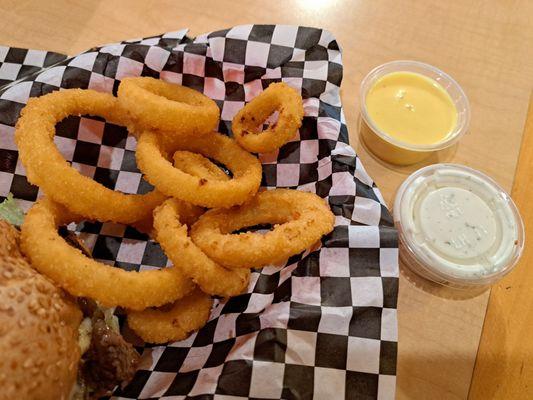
[16, 77, 334, 344]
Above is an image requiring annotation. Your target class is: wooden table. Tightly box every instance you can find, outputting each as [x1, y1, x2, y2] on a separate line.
[1, 1, 532, 398]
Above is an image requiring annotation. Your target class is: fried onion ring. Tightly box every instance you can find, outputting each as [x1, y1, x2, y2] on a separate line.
[232, 82, 304, 153]
[154, 199, 250, 297]
[118, 77, 220, 134]
[190, 189, 335, 268]
[14, 89, 165, 223]
[132, 198, 205, 237]
[20, 198, 195, 310]
[136, 131, 262, 208]
[127, 288, 213, 344]
[173, 151, 230, 181]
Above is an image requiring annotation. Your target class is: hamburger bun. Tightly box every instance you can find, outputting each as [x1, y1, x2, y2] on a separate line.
[0, 220, 23, 258]
[0, 253, 82, 400]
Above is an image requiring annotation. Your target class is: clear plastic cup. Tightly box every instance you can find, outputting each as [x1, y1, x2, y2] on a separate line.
[359, 61, 470, 165]
[393, 164, 525, 288]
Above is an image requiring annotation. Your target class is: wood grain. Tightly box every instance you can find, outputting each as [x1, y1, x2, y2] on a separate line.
[468, 93, 533, 399]
[0, 1, 532, 398]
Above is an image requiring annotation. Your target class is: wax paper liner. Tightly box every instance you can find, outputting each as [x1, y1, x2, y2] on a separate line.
[0, 25, 398, 400]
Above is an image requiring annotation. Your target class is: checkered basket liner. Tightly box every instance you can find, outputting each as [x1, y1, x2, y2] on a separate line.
[0, 25, 398, 400]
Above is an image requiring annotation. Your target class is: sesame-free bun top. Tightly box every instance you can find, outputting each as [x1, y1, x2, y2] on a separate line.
[0, 251, 82, 400]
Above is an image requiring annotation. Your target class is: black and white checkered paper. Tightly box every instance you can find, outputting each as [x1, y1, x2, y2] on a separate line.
[0, 25, 398, 400]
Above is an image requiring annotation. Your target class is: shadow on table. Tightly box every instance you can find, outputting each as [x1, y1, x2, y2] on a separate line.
[399, 261, 489, 301]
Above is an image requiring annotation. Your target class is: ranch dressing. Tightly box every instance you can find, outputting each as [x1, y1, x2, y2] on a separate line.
[418, 187, 497, 259]
[394, 164, 524, 287]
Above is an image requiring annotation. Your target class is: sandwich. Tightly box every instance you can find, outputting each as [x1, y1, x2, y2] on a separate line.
[0, 213, 140, 400]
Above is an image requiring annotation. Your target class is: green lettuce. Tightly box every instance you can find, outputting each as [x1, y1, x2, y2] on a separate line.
[0, 193, 25, 226]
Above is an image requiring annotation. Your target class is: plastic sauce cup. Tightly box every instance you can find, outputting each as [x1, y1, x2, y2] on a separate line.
[393, 164, 524, 288]
[359, 61, 470, 165]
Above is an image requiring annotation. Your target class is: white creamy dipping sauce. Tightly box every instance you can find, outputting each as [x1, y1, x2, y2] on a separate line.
[394, 164, 524, 286]
[419, 187, 498, 259]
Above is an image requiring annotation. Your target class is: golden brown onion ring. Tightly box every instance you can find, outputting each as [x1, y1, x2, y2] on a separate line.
[232, 82, 304, 153]
[14, 89, 165, 224]
[127, 288, 212, 344]
[154, 199, 250, 297]
[118, 77, 220, 134]
[20, 198, 195, 311]
[173, 151, 230, 182]
[131, 198, 205, 237]
[136, 131, 262, 208]
[190, 189, 335, 269]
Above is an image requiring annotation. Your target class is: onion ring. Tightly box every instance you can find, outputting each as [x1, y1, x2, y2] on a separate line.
[173, 151, 230, 181]
[136, 131, 262, 208]
[20, 198, 195, 310]
[127, 288, 212, 344]
[190, 189, 335, 268]
[232, 82, 304, 153]
[154, 199, 250, 297]
[118, 77, 220, 134]
[132, 198, 205, 237]
[14, 89, 166, 224]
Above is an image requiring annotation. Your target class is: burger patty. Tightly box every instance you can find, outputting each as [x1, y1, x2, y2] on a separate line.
[81, 308, 140, 398]
[67, 227, 140, 399]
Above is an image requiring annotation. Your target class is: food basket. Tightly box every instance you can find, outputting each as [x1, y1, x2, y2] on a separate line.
[0, 25, 398, 399]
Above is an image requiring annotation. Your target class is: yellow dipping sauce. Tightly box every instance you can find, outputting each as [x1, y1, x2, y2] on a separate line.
[365, 71, 458, 145]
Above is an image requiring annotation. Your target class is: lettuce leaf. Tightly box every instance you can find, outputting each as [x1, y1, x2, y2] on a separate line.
[0, 193, 25, 226]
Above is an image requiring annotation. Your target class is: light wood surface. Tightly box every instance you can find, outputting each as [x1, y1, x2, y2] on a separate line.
[468, 93, 533, 399]
[1, 1, 532, 398]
